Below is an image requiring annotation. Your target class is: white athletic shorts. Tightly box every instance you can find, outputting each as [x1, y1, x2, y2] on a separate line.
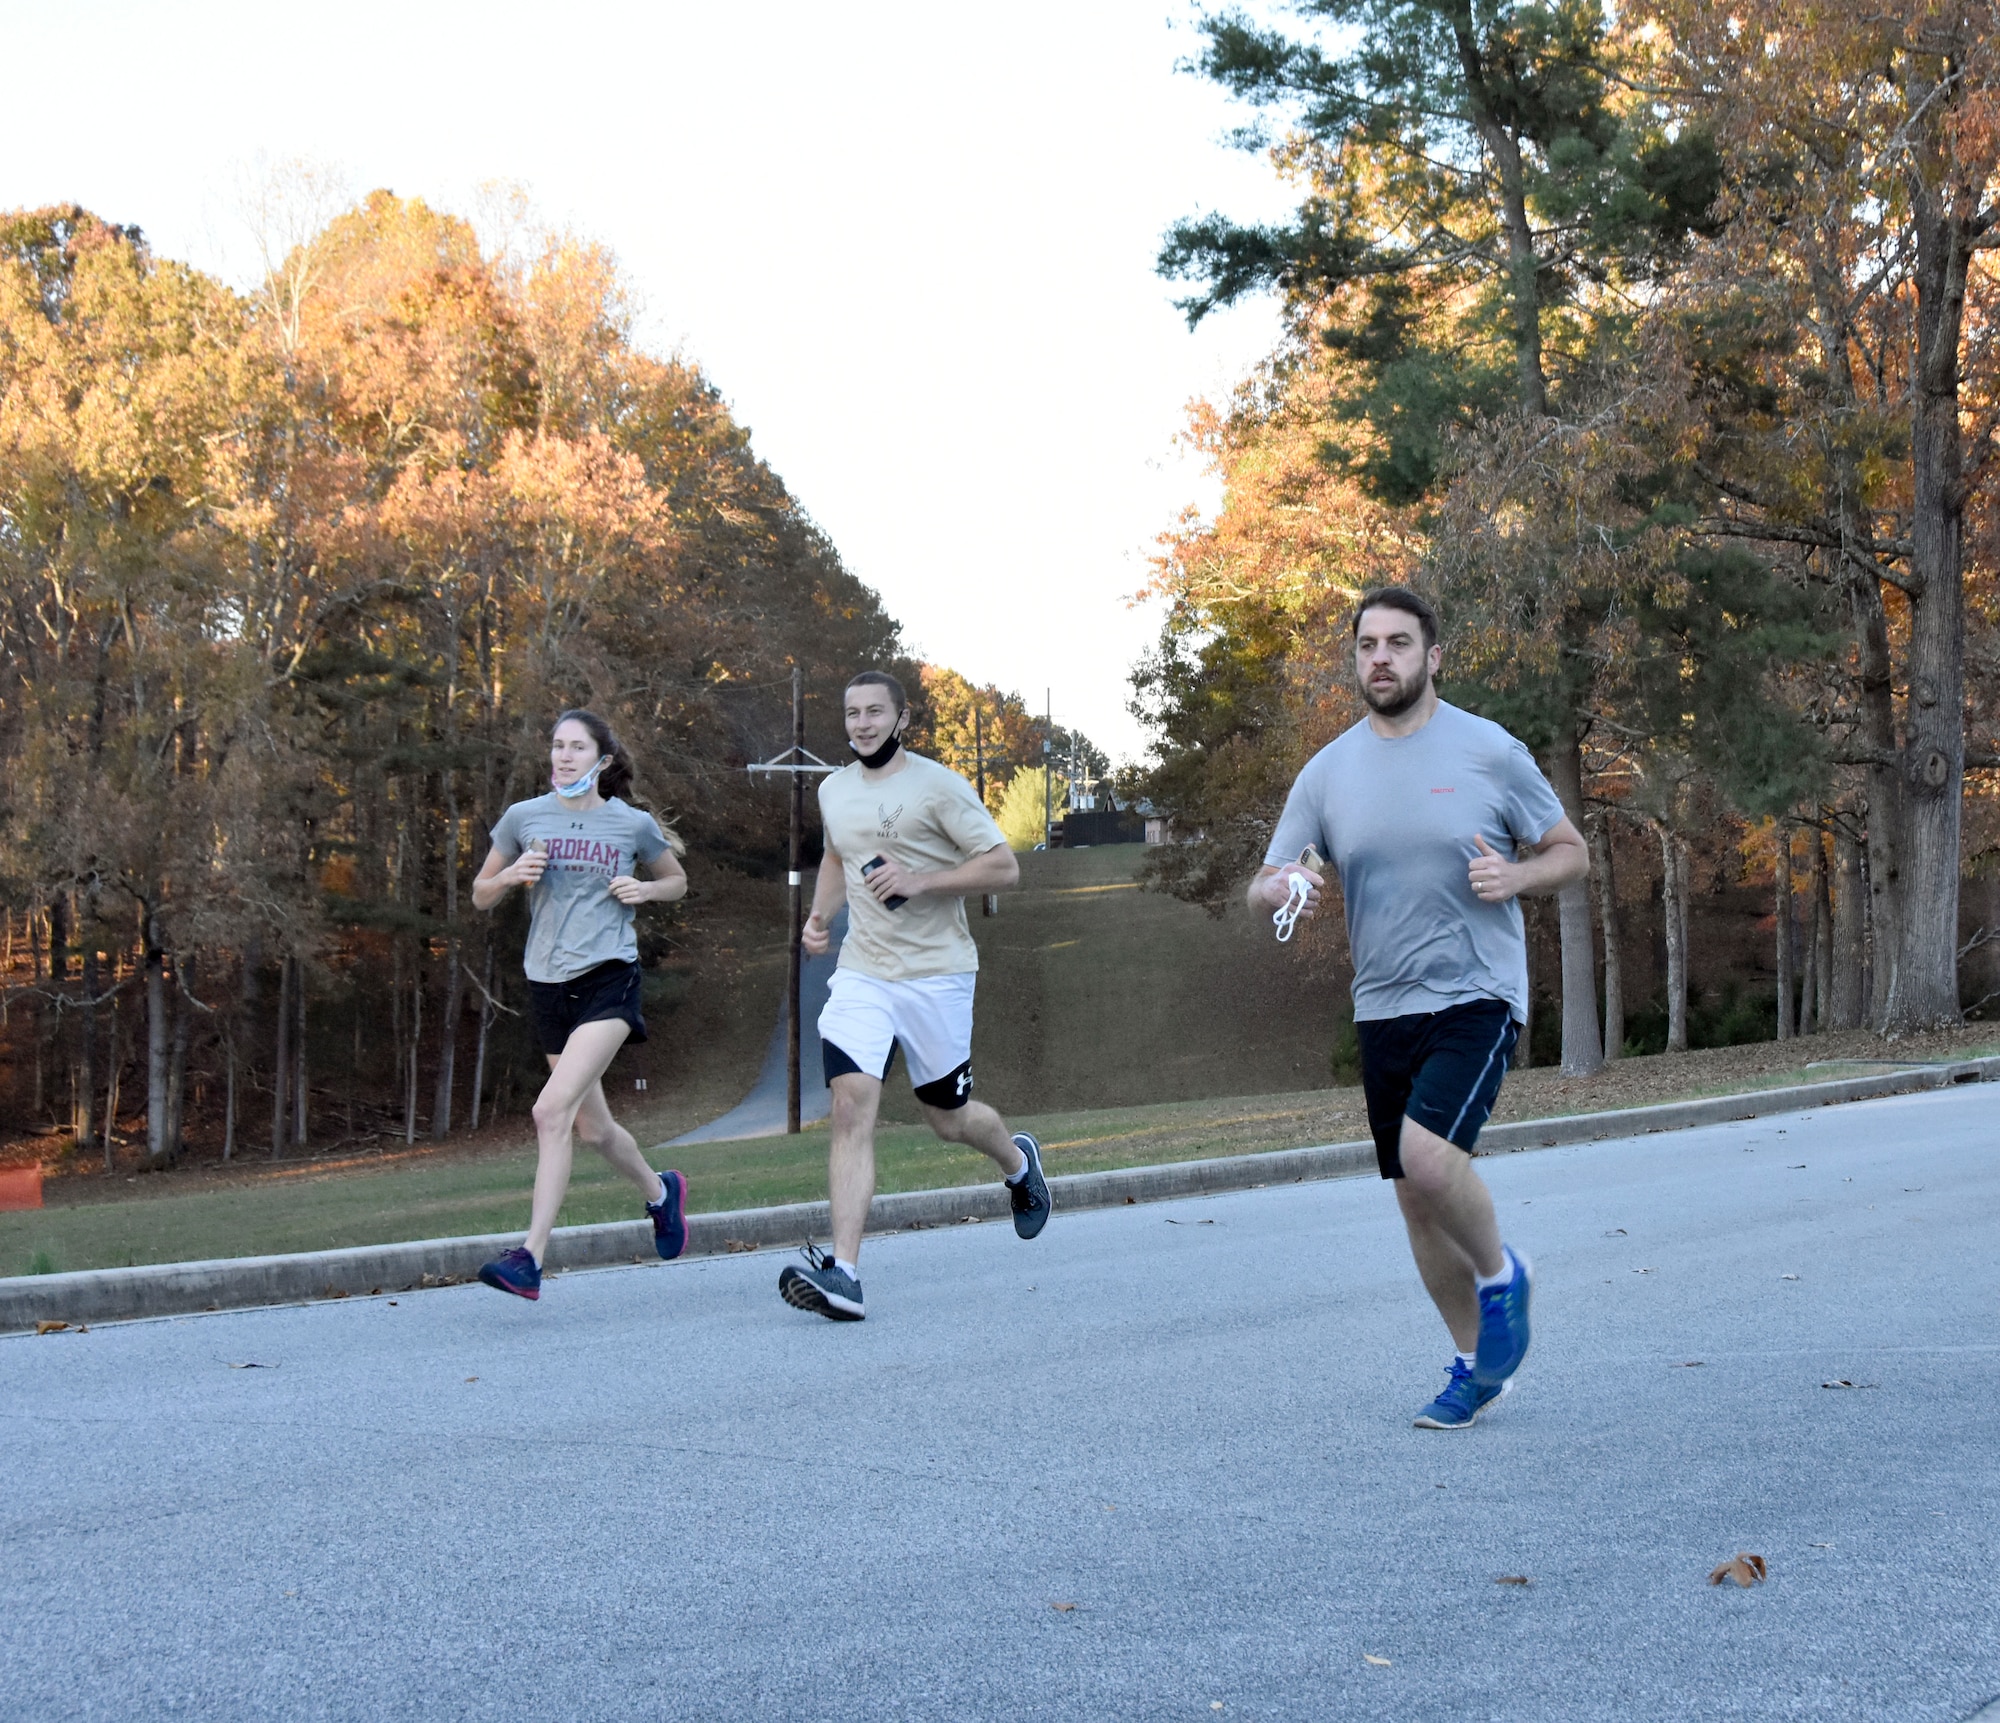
[818, 969, 976, 1109]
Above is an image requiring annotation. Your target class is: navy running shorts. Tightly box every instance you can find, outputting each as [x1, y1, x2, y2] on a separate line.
[1355, 998, 1519, 1178]
[527, 959, 647, 1058]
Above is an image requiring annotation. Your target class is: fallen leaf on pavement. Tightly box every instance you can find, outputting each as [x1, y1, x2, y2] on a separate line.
[723, 1239, 756, 1254]
[1820, 1380, 1877, 1389]
[1633, 1267, 1656, 1274]
[34, 1320, 67, 1335]
[1709, 1553, 1768, 1587]
[1164, 1219, 1181, 1225]
[1051, 1602, 1077, 1612]
[227, 1361, 275, 1369]
[1604, 1228, 1627, 1236]
[465, 1376, 478, 1383]
[1674, 1360, 1705, 1367]
[1790, 1164, 1806, 1170]
[1363, 1654, 1392, 1667]
[1781, 1273, 1800, 1280]
[1495, 1575, 1531, 1586]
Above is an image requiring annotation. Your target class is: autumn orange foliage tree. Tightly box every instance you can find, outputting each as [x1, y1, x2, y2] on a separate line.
[0, 194, 917, 1164]
[1147, 0, 2000, 1050]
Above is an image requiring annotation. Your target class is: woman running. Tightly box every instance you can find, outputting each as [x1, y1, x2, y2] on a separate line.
[470, 709, 691, 1300]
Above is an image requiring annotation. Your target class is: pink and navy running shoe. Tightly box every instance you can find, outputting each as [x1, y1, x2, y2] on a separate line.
[477, 1247, 542, 1300]
[647, 1169, 689, 1260]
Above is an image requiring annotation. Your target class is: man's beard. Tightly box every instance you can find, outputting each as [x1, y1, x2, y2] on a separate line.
[1360, 665, 1429, 718]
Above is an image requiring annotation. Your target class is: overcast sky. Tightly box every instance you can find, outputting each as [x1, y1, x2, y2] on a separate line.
[4, 1, 1293, 760]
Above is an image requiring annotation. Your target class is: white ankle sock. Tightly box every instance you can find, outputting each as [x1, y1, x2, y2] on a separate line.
[1456, 1351, 1477, 1370]
[1005, 1156, 1030, 1186]
[1474, 1253, 1515, 1292]
[834, 1258, 860, 1282]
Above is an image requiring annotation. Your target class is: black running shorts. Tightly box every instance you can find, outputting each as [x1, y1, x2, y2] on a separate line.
[1356, 998, 1518, 1179]
[527, 959, 647, 1058]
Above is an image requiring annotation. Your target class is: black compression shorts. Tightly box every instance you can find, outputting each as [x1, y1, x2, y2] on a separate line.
[1356, 998, 1518, 1178]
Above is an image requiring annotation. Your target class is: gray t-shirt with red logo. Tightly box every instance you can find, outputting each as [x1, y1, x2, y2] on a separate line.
[490, 794, 670, 983]
[1265, 702, 1565, 1024]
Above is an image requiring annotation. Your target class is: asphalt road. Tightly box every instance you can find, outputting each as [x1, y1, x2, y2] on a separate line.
[4, 1085, 1998, 1722]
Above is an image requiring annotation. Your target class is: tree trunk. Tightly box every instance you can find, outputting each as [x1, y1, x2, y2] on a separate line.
[1830, 824, 1866, 1029]
[404, 956, 423, 1145]
[223, 1019, 238, 1162]
[80, 927, 101, 1164]
[1775, 827, 1796, 1041]
[1811, 826, 1832, 1033]
[271, 952, 292, 1157]
[1800, 826, 1824, 1035]
[145, 914, 170, 1160]
[1848, 585, 1906, 1031]
[166, 954, 192, 1158]
[1590, 820, 1624, 1061]
[469, 938, 494, 1132]
[1660, 825, 1688, 1053]
[103, 991, 125, 1165]
[292, 958, 307, 1146]
[1892, 136, 1975, 1031]
[1546, 729, 1602, 1075]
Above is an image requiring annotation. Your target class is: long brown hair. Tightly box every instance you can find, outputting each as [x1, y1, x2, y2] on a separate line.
[553, 709, 685, 853]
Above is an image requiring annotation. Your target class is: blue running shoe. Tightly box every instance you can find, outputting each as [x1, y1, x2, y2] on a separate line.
[1008, 1133, 1051, 1240]
[1413, 1357, 1508, 1429]
[477, 1246, 542, 1301]
[647, 1169, 689, 1260]
[1473, 1245, 1532, 1387]
[778, 1243, 865, 1321]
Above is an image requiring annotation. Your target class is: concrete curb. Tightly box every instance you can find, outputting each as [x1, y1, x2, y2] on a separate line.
[5, 1055, 1995, 1334]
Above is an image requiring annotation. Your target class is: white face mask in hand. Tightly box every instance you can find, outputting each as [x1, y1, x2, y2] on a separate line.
[1273, 871, 1313, 942]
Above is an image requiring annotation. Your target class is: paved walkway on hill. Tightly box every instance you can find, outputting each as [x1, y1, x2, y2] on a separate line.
[4, 1086, 1998, 1721]
[666, 907, 845, 1144]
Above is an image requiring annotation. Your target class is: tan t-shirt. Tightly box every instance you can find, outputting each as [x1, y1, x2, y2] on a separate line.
[818, 752, 1007, 981]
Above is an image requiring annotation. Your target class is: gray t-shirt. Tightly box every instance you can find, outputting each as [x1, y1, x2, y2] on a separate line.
[490, 794, 670, 983]
[1265, 702, 1566, 1023]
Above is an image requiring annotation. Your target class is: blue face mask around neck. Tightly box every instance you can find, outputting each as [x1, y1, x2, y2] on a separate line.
[554, 758, 605, 800]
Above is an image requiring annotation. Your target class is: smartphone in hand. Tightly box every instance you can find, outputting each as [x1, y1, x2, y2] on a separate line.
[861, 854, 907, 911]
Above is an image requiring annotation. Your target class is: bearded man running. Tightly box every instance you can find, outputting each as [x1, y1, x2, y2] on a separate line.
[1249, 588, 1588, 1429]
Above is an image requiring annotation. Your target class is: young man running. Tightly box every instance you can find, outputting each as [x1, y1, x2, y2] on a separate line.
[780, 671, 1051, 1320]
[1249, 589, 1588, 1428]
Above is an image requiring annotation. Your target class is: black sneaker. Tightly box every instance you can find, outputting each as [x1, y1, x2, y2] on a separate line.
[1008, 1133, 1051, 1240]
[778, 1243, 865, 1321]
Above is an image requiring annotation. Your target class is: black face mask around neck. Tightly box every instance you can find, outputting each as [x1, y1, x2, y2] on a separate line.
[851, 731, 903, 770]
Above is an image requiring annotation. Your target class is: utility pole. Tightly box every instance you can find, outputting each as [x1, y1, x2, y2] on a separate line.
[746, 667, 836, 1131]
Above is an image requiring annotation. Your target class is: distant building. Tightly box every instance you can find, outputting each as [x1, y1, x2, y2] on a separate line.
[1051, 788, 1146, 847]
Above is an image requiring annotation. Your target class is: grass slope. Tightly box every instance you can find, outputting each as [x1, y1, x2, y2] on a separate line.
[7, 842, 1993, 1278]
[876, 845, 1352, 1122]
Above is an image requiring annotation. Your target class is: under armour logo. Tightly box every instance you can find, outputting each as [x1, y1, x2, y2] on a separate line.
[957, 1066, 972, 1096]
